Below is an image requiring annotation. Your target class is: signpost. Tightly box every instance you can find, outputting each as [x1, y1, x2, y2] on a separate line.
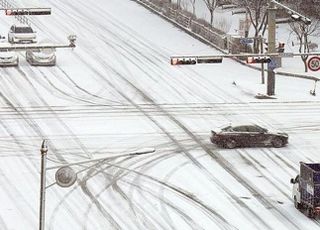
[307, 56, 320, 72]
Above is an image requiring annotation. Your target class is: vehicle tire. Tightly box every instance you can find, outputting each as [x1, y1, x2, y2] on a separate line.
[307, 208, 314, 218]
[225, 139, 237, 149]
[294, 197, 301, 210]
[272, 137, 284, 148]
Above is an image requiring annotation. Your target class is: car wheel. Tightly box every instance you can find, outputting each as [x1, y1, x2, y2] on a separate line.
[272, 137, 284, 148]
[294, 197, 301, 210]
[225, 139, 237, 149]
[307, 208, 314, 218]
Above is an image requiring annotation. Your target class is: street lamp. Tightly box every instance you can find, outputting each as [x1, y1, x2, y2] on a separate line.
[269, 0, 311, 26]
[38, 140, 155, 230]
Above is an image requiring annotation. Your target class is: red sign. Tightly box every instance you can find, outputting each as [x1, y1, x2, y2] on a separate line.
[308, 56, 320, 71]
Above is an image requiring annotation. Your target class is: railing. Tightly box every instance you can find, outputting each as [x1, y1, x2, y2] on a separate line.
[136, 0, 227, 50]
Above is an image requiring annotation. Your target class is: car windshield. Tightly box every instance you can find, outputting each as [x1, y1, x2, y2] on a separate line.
[41, 48, 55, 54]
[232, 126, 248, 132]
[221, 126, 232, 131]
[222, 125, 267, 133]
[247, 125, 267, 133]
[31, 48, 54, 54]
[15, 27, 33, 33]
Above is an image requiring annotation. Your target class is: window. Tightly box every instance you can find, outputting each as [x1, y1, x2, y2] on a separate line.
[246, 126, 265, 133]
[232, 126, 248, 132]
[14, 27, 33, 33]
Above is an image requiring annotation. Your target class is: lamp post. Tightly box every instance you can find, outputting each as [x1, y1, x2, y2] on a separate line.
[39, 140, 48, 230]
[38, 140, 155, 229]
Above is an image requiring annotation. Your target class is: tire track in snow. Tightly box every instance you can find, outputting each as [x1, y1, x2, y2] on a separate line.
[0, 70, 89, 228]
[23, 0, 316, 228]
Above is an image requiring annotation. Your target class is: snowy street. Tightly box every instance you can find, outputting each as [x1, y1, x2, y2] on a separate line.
[1, 0, 320, 229]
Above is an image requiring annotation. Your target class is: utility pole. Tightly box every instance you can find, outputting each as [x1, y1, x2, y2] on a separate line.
[267, 0, 276, 95]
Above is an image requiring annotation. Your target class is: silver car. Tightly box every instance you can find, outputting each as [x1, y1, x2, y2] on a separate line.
[0, 50, 19, 67]
[8, 24, 37, 44]
[26, 48, 56, 66]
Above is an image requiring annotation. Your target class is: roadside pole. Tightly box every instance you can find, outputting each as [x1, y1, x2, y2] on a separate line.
[259, 35, 265, 84]
[37, 140, 155, 230]
[39, 140, 48, 230]
[267, 0, 276, 95]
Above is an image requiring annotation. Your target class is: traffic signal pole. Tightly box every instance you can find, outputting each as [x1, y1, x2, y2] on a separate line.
[267, 0, 276, 95]
[259, 35, 265, 84]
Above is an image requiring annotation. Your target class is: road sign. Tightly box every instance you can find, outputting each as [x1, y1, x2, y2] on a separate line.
[279, 52, 294, 58]
[268, 58, 277, 71]
[308, 56, 320, 71]
[240, 38, 253, 45]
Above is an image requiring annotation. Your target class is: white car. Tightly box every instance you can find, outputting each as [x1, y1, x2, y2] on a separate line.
[0, 50, 19, 67]
[26, 48, 56, 66]
[8, 24, 37, 44]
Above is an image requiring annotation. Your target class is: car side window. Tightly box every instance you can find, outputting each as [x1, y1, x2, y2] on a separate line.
[232, 126, 248, 132]
[247, 126, 260, 132]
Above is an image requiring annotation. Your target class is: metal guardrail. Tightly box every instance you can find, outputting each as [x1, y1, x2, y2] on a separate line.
[137, 0, 226, 49]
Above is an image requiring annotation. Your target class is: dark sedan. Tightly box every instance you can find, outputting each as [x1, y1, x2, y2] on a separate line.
[210, 125, 288, 149]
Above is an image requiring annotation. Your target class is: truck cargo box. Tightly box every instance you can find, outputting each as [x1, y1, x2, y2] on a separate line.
[300, 162, 320, 206]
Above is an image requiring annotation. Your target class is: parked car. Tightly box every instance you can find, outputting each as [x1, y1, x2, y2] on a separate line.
[26, 48, 56, 66]
[0, 50, 19, 67]
[210, 124, 288, 148]
[8, 24, 37, 44]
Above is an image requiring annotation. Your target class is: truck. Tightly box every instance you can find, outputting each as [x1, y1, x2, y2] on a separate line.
[290, 162, 320, 218]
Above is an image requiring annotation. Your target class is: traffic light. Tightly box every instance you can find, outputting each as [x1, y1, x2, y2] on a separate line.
[246, 56, 271, 64]
[171, 57, 196, 65]
[5, 8, 51, 16]
[197, 56, 223, 64]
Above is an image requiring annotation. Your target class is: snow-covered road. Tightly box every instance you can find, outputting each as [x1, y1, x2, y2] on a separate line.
[1, 0, 320, 229]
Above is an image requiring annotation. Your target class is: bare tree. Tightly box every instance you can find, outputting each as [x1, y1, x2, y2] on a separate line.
[235, 0, 268, 53]
[202, 0, 221, 27]
[284, 0, 320, 71]
[188, 0, 196, 16]
[176, 0, 182, 9]
[290, 20, 320, 72]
